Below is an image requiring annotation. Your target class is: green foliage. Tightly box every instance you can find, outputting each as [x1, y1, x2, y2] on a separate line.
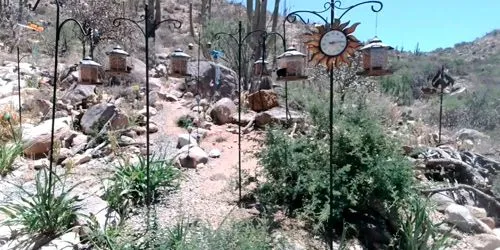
[438, 86, 500, 131]
[176, 115, 194, 129]
[390, 196, 453, 250]
[257, 104, 414, 233]
[380, 71, 415, 105]
[118, 217, 280, 250]
[0, 142, 23, 176]
[0, 169, 83, 240]
[103, 155, 180, 218]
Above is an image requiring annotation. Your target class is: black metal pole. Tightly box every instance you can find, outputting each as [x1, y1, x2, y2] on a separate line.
[329, 1, 335, 248]
[17, 47, 22, 130]
[237, 20, 243, 207]
[144, 4, 152, 207]
[438, 84, 443, 144]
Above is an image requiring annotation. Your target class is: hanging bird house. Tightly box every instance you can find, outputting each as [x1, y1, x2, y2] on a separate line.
[276, 46, 307, 81]
[358, 36, 394, 76]
[169, 48, 191, 78]
[105, 45, 130, 73]
[79, 56, 102, 84]
[253, 57, 270, 76]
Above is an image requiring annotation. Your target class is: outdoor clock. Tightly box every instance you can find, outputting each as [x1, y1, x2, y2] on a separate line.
[304, 19, 362, 70]
[319, 30, 348, 56]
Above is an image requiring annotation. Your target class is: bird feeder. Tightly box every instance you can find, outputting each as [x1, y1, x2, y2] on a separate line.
[358, 36, 394, 76]
[169, 48, 191, 77]
[276, 46, 307, 81]
[79, 56, 102, 84]
[105, 45, 130, 73]
[253, 57, 269, 76]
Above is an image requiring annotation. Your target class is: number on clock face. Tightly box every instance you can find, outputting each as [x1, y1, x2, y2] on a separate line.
[319, 30, 348, 57]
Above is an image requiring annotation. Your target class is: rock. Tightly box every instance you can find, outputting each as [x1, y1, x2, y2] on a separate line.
[191, 128, 209, 139]
[78, 195, 120, 233]
[81, 103, 117, 134]
[158, 91, 179, 102]
[63, 84, 96, 105]
[208, 149, 221, 158]
[148, 123, 159, 133]
[70, 132, 88, 148]
[62, 153, 91, 166]
[33, 158, 49, 170]
[467, 205, 488, 219]
[177, 145, 208, 168]
[247, 89, 279, 112]
[456, 128, 490, 142]
[119, 135, 135, 145]
[210, 98, 237, 125]
[109, 112, 130, 130]
[185, 61, 238, 101]
[481, 217, 496, 229]
[58, 148, 73, 162]
[133, 126, 147, 135]
[42, 232, 79, 250]
[139, 106, 158, 117]
[445, 203, 481, 233]
[22, 117, 72, 156]
[255, 107, 304, 128]
[430, 193, 455, 211]
[177, 134, 198, 148]
[231, 112, 257, 126]
[469, 233, 500, 250]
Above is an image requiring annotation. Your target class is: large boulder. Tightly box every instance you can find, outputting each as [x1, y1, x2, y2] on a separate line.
[247, 89, 279, 112]
[185, 61, 238, 101]
[22, 117, 72, 156]
[80, 103, 117, 134]
[62, 84, 96, 105]
[255, 107, 304, 128]
[177, 145, 209, 168]
[210, 98, 236, 125]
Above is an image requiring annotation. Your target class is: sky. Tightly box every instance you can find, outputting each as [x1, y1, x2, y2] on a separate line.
[266, 0, 500, 52]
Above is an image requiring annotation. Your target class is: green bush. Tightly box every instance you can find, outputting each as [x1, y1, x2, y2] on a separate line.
[256, 105, 414, 233]
[0, 142, 23, 176]
[0, 169, 83, 245]
[103, 155, 180, 218]
[380, 71, 415, 106]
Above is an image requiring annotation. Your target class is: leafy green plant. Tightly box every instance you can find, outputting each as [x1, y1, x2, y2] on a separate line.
[0, 142, 23, 176]
[390, 196, 453, 250]
[83, 214, 123, 250]
[176, 115, 194, 129]
[256, 105, 414, 235]
[103, 155, 180, 218]
[0, 169, 83, 245]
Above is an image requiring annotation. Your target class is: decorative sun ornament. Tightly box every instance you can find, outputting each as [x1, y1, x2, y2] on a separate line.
[304, 19, 361, 70]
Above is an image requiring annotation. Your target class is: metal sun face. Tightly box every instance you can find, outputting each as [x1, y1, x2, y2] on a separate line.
[320, 30, 348, 57]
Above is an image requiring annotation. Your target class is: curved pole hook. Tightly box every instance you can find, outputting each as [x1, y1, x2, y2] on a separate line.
[334, 0, 383, 20]
[213, 32, 239, 46]
[241, 29, 267, 44]
[58, 18, 90, 38]
[113, 18, 146, 37]
[154, 19, 182, 30]
[264, 31, 287, 50]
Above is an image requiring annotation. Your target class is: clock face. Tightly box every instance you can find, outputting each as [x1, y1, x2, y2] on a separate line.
[319, 30, 348, 57]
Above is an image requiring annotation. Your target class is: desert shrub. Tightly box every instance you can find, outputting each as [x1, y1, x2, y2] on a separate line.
[0, 169, 83, 246]
[256, 104, 414, 233]
[176, 115, 194, 129]
[380, 71, 415, 105]
[103, 155, 180, 218]
[434, 86, 500, 131]
[0, 142, 23, 176]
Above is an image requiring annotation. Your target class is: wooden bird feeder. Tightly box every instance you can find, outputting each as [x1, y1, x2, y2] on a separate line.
[169, 48, 191, 77]
[276, 46, 307, 81]
[105, 45, 130, 73]
[358, 36, 394, 76]
[79, 56, 102, 84]
[253, 57, 270, 76]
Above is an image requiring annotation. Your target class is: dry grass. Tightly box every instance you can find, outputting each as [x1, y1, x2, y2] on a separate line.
[0, 105, 20, 143]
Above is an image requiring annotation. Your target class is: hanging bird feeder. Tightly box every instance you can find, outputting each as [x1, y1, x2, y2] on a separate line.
[79, 56, 102, 84]
[105, 45, 130, 73]
[253, 57, 270, 76]
[169, 48, 191, 78]
[276, 46, 307, 81]
[357, 36, 394, 76]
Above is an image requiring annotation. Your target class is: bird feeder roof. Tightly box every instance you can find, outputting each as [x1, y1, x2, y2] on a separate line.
[170, 48, 191, 58]
[80, 56, 101, 67]
[277, 46, 306, 58]
[359, 36, 394, 51]
[254, 57, 269, 64]
[106, 45, 130, 56]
